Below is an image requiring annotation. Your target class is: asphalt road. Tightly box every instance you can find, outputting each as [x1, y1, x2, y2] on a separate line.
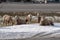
[0, 3, 60, 13]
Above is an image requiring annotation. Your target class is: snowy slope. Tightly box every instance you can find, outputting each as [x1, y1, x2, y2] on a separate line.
[0, 23, 60, 39]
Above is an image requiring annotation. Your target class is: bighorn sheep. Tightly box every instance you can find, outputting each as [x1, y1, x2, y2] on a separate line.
[40, 16, 54, 26]
[25, 14, 32, 24]
[15, 15, 26, 25]
[3, 15, 16, 26]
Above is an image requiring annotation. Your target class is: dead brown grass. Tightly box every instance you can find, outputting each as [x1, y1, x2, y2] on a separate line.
[0, 11, 60, 16]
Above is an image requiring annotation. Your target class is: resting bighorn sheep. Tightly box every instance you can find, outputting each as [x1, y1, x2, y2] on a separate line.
[40, 16, 54, 26]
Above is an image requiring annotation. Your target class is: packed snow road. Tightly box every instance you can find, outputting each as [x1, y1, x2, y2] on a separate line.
[0, 23, 60, 40]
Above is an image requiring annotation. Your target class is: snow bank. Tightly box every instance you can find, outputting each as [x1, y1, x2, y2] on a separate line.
[0, 23, 60, 39]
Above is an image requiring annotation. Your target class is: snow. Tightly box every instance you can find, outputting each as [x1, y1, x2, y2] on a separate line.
[0, 23, 60, 39]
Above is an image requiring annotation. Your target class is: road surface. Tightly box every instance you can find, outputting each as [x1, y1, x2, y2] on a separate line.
[0, 3, 60, 13]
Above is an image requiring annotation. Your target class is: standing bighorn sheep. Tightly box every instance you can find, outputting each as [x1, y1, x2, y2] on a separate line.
[3, 15, 16, 26]
[15, 15, 26, 25]
[25, 14, 32, 24]
[3, 15, 26, 26]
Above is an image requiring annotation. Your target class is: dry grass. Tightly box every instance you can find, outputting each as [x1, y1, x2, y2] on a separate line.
[0, 11, 60, 16]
